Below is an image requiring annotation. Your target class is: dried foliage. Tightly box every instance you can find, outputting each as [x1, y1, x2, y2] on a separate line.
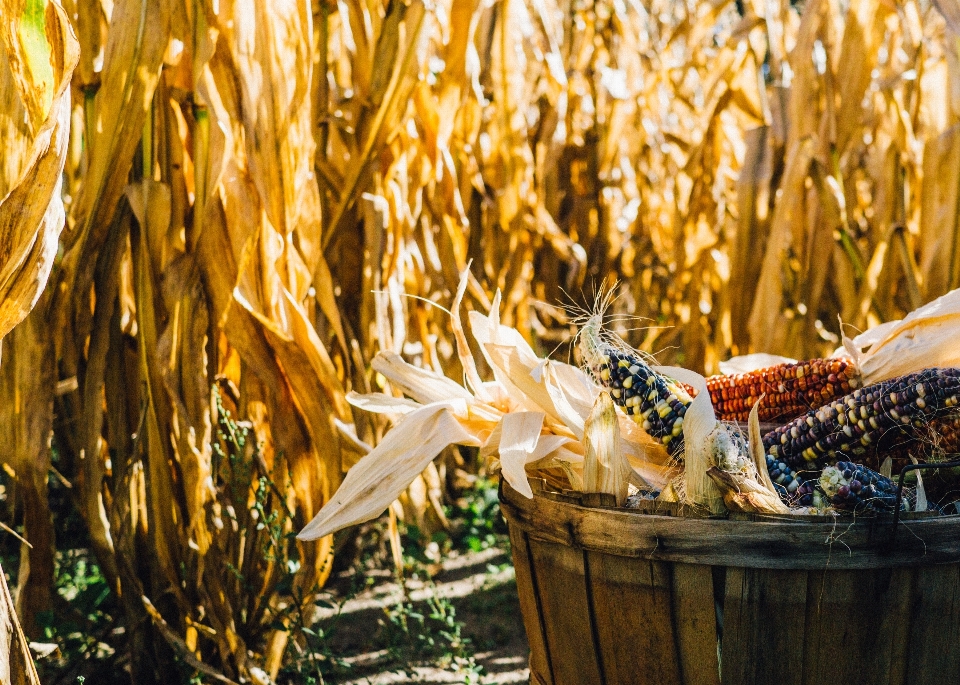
[2, 0, 960, 678]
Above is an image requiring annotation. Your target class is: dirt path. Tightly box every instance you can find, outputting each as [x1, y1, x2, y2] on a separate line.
[322, 547, 530, 684]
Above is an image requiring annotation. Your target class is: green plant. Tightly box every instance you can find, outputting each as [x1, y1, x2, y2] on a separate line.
[379, 583, 483, 682]
[447, 477, 510, 555]
[34, 548, 124, 684]
[274, 581, 360, 685]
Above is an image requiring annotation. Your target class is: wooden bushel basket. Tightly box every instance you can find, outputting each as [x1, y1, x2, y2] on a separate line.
[500, 478, 960, 685]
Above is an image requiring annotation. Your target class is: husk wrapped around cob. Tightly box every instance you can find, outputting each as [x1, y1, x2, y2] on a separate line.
[299, 272, 677, 541]
[301, 282, 960, 544]
[578, 314, 787, 515]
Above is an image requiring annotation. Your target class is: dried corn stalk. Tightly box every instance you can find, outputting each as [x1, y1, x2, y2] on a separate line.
[3, 0, 960, 678]
[0, 560, 40, 685]
[0, 0, 77, 341]
[0, 0, 78, 675]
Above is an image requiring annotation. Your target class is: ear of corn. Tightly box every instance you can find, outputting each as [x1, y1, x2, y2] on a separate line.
[763, 368, 960, 471]
[764, 453, 808, 499]
[817, 461, 935, 514]
[906, 413, 960, 463]
[707, 358, 860, 423]
[589, 346, 693, 456]
[871, 413, 960, 504]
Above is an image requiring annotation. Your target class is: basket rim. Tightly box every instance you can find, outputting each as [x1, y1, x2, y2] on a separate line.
[499, 479, 960, 570]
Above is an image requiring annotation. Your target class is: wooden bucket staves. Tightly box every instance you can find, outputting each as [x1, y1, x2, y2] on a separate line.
[500, 479, 960, 685]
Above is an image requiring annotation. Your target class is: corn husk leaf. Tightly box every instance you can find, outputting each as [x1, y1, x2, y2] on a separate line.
[373, 350, 475, 404]
[718, 353, 798, 375]
[709, 397, 789, 515]
[880, 456, 893, 479]
[524, 437, 581, 467]
[297, 402, 481, 540]
[483, 343, 581, 432]
[747, 396, 778, 494]
[483, 415, 572, 463]
[836, 287, 960, 384]
[656, 365, 725, 514]
[346, 391, 422, 416]
[497, 411, 546, 499]
[910, 456, 928, 513]
[707, 467, 791, 515]
[0, 560, 40, 685]
[581, 393, 628, 506]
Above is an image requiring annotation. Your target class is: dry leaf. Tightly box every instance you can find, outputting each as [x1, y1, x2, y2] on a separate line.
[656, 365, 726, 514]
[840, 288, 960, 384]
[298, 403, 481, 540]
[707, 467, 791, 514]
[0, 1, 78, 341]
[747, 395, 778, 494]
[497, 411, 545, 498]
[718, 353, 798, 375]
[581, 393, 628, 506]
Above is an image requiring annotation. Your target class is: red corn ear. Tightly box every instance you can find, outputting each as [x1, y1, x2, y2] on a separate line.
[707, 358, 861, 423]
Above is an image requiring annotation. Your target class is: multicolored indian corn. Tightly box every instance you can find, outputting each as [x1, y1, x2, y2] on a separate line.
[817, 461, 936, 513]
[707, 358, 860, 423]
[764, 453, 807, 499]
[589, 346, 692, 456]
[905, 413, 960, 463]
[763, 368, 960, 471]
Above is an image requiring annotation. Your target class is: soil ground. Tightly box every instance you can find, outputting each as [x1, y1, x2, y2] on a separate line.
[322, 545, 530, 684]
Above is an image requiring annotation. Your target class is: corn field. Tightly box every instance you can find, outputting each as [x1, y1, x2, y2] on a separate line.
[2, 0, 960, 680]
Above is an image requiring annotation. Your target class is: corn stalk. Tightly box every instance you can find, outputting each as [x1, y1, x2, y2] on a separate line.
[1, 0, 960, 679]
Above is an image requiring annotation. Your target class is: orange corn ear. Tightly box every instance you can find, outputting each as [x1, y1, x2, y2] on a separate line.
[707, 358, 861, 423]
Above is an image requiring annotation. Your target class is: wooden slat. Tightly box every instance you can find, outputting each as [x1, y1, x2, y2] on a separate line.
[527, 538, 605, 685]
[502, 483, 960, 685]
[904, 564, 960, 685]
[508, 526, 553, 685]
[801, 567, 914, 685]
[872, 567, 913, 685]
[501, 482, 960, 569]
[586, 552, 683, 685]
[672, 563, 721, 685]
[720, 567, 808, 685]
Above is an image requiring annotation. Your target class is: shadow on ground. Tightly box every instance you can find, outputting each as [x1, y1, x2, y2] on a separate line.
[321, 547, 529, 684]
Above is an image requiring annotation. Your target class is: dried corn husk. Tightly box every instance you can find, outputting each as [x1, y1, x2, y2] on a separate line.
[298, 402, 480, 540]
[299, 271, 675, 540]
[747, 399, 778, 494]
[498, 411, 546, 499]
[708, 399, 790, 515]
[581, 393, 628, 506]
[718, 353, 798, 375]
[836, 287, 960, 384]
[707, 467, 791, 515]
[0, 560, 40, 685]
[656, 365, 726, 514]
